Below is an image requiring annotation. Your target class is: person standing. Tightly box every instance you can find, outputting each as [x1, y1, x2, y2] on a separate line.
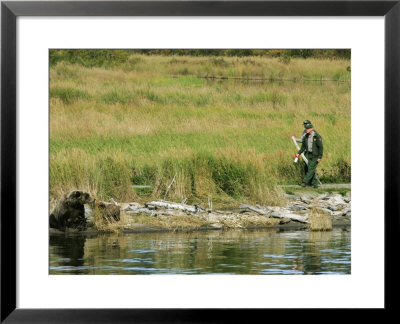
[294, 122, 323, 188]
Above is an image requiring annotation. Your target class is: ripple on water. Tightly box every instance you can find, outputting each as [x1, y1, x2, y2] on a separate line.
[321, 259, 351, 265]
[123, 267, 159, 273]
[50, 265, 89, 271]
[120, 258, 154, 264]
[260, 268, 301, 275]
[127, 249, 156, 254]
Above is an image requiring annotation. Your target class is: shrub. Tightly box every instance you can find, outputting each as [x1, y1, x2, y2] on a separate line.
[50, 49, 129, 68]
[333, 158, 351, 182]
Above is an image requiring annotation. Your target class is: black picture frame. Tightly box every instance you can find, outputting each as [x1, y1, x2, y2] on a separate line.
[1, 0, 398, 322]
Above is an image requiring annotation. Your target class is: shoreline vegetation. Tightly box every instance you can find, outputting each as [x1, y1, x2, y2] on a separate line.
[49, 189, 350, 235]
[50, 50, 351, 231]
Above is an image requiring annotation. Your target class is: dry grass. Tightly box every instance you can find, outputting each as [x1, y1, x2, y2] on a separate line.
[308, 208, 333, 231]
[127, 213, 210, 231]
[91, 209, 132, 233]
[218, 214, 281, 228]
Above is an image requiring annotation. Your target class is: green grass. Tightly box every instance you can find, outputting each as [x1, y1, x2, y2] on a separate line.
[50, 86, 91, 104]
[283, 187, 351, 197]
[50, 53, 351, 207]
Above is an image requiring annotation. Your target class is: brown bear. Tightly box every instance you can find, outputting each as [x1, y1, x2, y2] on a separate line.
[49, 190, 94, 231]
[95, 201, 120, 222]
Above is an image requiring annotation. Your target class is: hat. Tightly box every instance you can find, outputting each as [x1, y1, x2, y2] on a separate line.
[304, 123, 313, 129]
[303, 120, 312, 127]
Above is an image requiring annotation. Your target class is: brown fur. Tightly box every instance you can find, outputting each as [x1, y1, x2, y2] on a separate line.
[49, 190, 94, 231]
[95, 202, 120, 222]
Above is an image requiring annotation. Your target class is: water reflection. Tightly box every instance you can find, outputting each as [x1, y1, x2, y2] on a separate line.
[49, 228, 351, 275]
[49, 233, 87, 273]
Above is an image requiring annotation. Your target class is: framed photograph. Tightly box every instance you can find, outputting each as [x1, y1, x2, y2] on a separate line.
[1, 0, 397, 321]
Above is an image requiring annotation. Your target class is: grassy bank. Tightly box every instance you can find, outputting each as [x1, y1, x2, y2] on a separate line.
[50, 53, 351, 207]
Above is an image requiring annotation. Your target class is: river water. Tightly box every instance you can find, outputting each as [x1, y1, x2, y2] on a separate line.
[49, 227, 350, 275]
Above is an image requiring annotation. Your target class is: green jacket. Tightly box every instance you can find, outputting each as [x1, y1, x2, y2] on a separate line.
[298, 130, 323, 159]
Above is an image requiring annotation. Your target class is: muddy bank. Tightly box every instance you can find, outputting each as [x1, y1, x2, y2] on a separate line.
[50, 191, 350, 234]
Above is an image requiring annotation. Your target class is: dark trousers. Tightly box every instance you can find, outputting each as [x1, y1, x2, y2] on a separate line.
[303, 152, 318, 186]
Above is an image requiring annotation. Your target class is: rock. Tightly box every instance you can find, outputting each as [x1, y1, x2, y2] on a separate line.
[270, 209, 309, 223]
[285, 194, 299, 201]
[315, 207, 332, 215]
[240, 204, 270, 216]
[326, 194, 346, 205]
[328, 203, 346, 211]
[156, 210, 186, 217]
[342, 208, 351, 216]
[288, 204, 309, 212]
[300, 196, 312, 204]
[271, 211, 280, 217]
[344, 197, 351, 203]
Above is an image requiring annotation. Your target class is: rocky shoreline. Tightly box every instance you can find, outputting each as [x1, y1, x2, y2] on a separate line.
[71, 191, 351, 234]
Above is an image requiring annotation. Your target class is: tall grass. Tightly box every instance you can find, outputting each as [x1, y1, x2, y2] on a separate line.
[50, 54, 351, 207]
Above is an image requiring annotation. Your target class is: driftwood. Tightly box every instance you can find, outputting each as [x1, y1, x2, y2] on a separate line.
[213, 210, 234, 215]
[122, 201, 200, 217]
[239, 204, 270, 216]
[270, 211, 309, 223]
[145, 201, 204, 213]
[240, 203, 309, 223]
[125, 207, 155, 216]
